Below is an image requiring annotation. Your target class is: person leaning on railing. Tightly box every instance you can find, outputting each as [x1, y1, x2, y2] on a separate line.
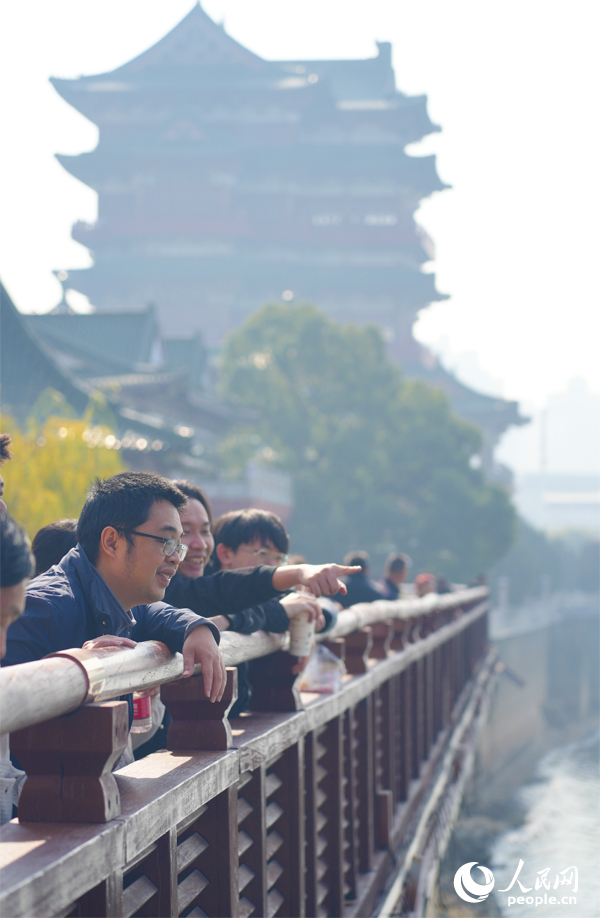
[164, 485, 358, 617]
[0, 507, 34, 823]
[201, 505, 339, 715]
[164, 485, 353, 717]
[336, 550, 386, 608]
[2, 472, 227, 708]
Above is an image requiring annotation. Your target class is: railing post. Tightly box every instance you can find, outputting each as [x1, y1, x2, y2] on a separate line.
[267, 742, 305, 917]
[247, 651, 302, 712]
[77, 872, 123, 918]
[375, 681, 394, 850]
[425, 651, 435, 758]
[316, 718, 345, 916]
[356, 696, 375, 872]
[412, 660, 425, 777]
[398, 667, 412, 801]
[343, 707, 359, 902]
[344, 627, 373, 675]
[162, 667, 238, 751]
[10, 700, 128, 824]
[369, 620, 393, 659]
[237, 767, 268, 917]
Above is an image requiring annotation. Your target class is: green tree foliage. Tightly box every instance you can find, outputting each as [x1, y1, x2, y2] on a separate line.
[1, 390, 124, 538]
[219, 304, 516, 579]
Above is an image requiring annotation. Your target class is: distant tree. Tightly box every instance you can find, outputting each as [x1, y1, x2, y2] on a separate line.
[219, 304, 516, 579]
[1, 390, 124, 538]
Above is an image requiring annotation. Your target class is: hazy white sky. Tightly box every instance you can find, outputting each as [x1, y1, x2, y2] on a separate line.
[1, 0, 599, 417]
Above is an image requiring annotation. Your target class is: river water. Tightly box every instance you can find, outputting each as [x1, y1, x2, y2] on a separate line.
[491, 732, 600, 918]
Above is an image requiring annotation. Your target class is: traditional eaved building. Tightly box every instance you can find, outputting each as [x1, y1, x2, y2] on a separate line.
[51, 3, 525, 471]
[1, 283, 292, 519]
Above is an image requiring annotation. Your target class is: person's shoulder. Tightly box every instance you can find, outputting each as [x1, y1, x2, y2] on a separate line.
[26, 564, 78, 607]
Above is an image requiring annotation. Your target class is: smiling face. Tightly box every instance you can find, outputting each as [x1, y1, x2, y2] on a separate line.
[178, 498, 214, 579]
[96, 499, 184, 610]
[123, 499, 184, 605]
[217, 535, 286, 571]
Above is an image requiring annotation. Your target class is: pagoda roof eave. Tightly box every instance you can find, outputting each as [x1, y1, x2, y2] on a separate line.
[404, 358, 529, 428]
[51, 4, 265, 107]
[0, 283, 92, 419]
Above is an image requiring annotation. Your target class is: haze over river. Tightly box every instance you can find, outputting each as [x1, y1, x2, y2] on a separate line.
[491, 733, 599, 918]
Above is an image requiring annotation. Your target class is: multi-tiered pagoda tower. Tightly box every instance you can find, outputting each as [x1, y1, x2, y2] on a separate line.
[52, 3, 525, 467]
[52, 4, 446, 356]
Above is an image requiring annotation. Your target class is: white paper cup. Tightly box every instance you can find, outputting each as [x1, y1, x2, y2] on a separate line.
[288, 611, 315, 657]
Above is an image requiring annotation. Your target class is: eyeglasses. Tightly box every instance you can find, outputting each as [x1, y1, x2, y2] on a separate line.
[124, 530, 189, 561]
[239, 546, 288, 566]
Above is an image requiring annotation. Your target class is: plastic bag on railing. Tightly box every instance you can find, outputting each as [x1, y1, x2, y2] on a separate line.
[298, 644, 346, 694]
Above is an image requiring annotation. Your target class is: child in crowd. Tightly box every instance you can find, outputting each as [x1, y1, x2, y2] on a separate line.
[166, 490, 339, 715]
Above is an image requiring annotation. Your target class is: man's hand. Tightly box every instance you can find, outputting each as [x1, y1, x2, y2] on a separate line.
[83, 635, 137, 651]
[272, 563, 361, 597]
[182, 624, 227, 702]
[280, 592, 325, 632]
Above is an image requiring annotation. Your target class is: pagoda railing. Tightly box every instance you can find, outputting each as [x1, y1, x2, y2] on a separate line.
[0, 587, 494, 918]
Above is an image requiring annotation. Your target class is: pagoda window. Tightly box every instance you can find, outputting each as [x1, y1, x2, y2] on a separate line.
[364, 214, 397, 226]
[311, 214, 343, 226]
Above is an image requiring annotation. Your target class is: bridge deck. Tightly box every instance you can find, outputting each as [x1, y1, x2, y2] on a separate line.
[0, 594, 493, 918]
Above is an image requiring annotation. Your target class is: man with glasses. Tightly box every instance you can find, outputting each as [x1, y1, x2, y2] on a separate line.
[2, 472, 226, 703]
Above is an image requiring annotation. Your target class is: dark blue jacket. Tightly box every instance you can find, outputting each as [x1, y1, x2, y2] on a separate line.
[337, 572, 385, 609]
[2, 545, 220, 667]
[377, 577, 400, 601]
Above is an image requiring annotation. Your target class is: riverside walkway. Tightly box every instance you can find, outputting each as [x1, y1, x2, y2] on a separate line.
[0, 587, 494, 918]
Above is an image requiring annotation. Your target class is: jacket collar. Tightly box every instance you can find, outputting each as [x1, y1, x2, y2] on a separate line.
[60, 545, 135, 634]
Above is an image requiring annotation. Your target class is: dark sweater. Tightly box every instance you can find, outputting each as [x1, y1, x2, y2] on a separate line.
[164, 565, 285, 623]
[166, 569, 337, 716]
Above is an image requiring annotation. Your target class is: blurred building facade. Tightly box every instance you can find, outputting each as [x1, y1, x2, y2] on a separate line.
[514, 473, 600, 535]
[50, 3, 525, 473]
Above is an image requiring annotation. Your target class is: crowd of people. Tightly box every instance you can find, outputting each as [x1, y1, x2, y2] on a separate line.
[0, 431, 457, 822]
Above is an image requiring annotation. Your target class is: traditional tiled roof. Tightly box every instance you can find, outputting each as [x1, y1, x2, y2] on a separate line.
[28, 307, 163, 377]
[0, 283, 90, 419]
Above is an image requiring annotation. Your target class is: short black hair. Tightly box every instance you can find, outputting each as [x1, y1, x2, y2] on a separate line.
[385, 552, 410, 575]
[32, 519, 78, 576]
[0, 509, 34, 587]
[77, 471, 187, 564]
[344, 550, 370, 571]
[171, 479, 213, 524]
[212, 509, 289, 555]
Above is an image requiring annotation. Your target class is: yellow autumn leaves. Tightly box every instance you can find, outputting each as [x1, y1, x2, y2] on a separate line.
[1, 412, 124, 539]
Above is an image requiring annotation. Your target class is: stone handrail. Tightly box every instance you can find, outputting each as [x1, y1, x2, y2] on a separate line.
[0, 590, 492, 918]
[0, 587, 486, 736]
